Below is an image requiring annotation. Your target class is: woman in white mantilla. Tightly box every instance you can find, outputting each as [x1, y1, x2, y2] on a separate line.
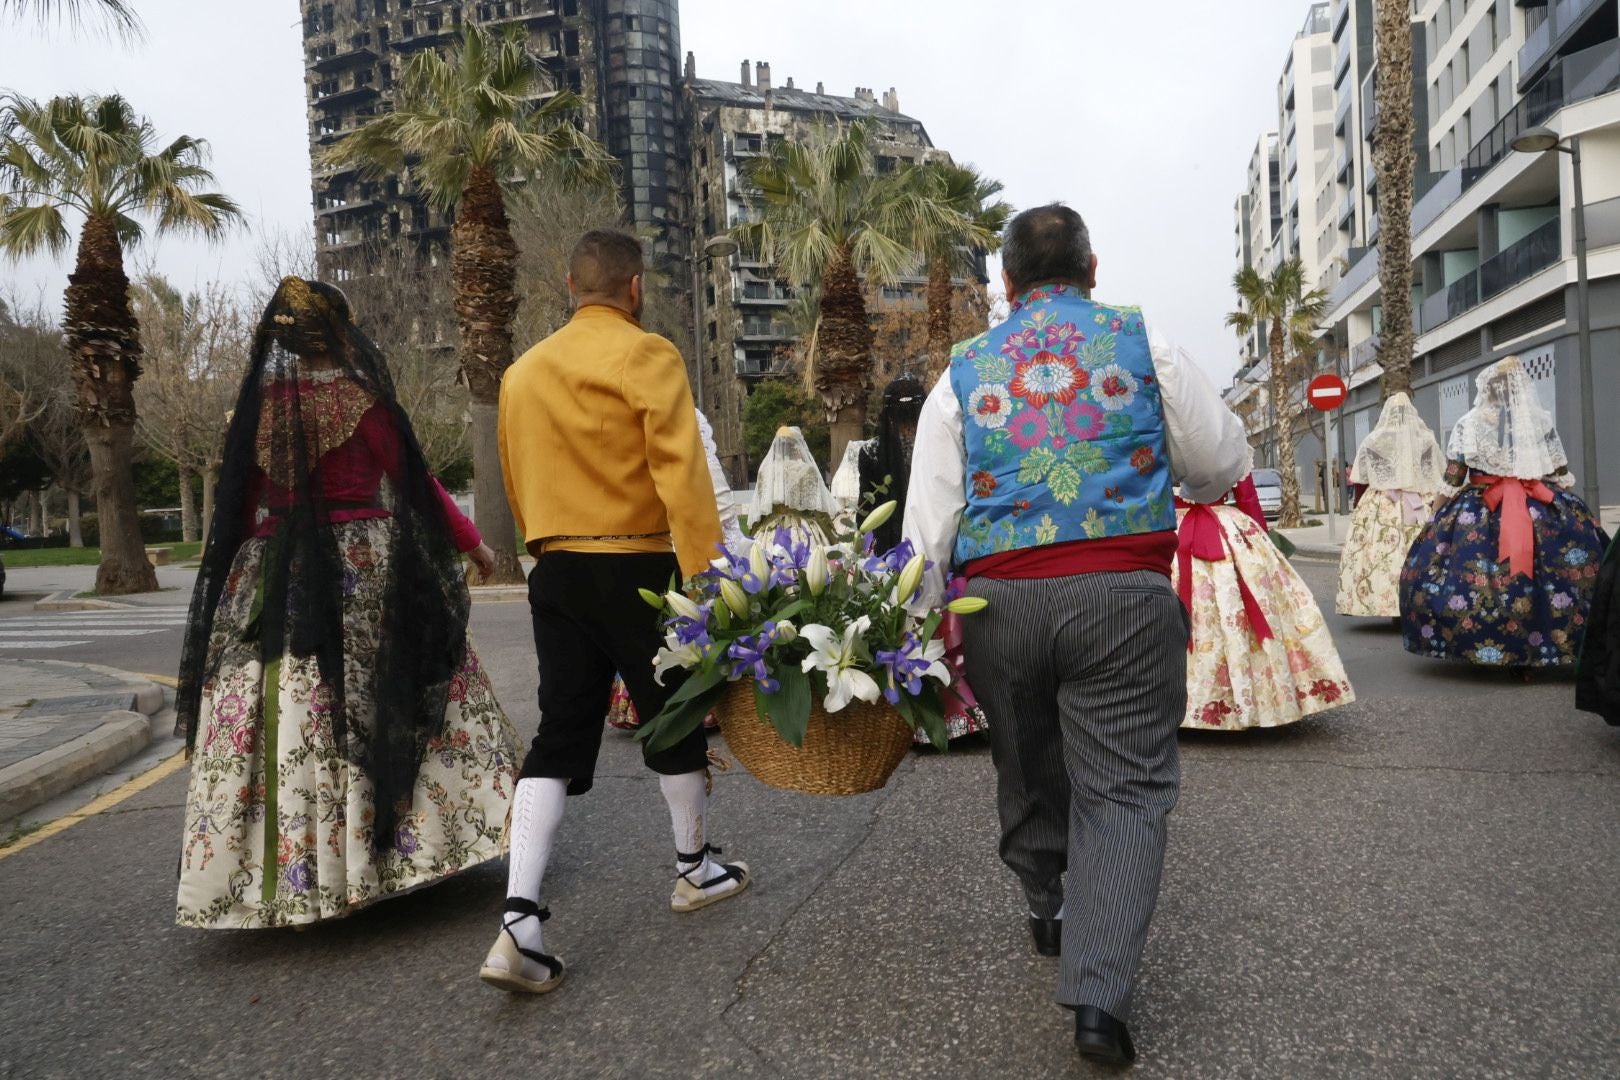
[1335, 393, 1444, 618]
[749, 425, 837, 546]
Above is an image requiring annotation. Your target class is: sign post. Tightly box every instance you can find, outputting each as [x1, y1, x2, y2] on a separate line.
[1308, 374, 1350, 545]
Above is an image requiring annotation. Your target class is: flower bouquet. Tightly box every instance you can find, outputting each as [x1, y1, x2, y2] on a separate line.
[634, 502, 985, 795]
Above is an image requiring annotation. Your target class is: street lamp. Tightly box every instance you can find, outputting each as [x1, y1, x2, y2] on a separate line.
[1511, 124, 1601, 512]
[689, 234, 740, 413]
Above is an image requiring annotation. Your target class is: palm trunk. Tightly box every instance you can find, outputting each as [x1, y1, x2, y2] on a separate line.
[178, 464, 199, 542]
[925, 254, 954, 388]
[451, 165, 523, 584]
[815, 246, 876, 470]
[64, 213, 158, 595]
[1373, 0, 1416, 399]
[67, 489, 83, 548]
[1270, 319, 1305, 529]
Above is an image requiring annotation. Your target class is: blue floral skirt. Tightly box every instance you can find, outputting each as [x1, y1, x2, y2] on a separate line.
[1399, 488, 1609, 667]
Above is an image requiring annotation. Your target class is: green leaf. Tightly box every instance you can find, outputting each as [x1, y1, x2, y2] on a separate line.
[973, 354, 1013, 382]
[919, 609, 944, 645]
[1077, 336, 1116, 369]
[1066, 442, 1108, 476]
[913, 682, 949, 751]
[1104, 412, 1135, 438]
[756, 664, 812, 747]
[637, 672, 729, 755]
[1017, 446, 1056, 485]
[770, 599, 809, 624]
[1047, 462, 1082, 505]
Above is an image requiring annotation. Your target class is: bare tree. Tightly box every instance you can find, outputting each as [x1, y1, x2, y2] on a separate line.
[31, 360, 93, 545]
[0, 296, 52, 454]
[131, 276, 249, 545]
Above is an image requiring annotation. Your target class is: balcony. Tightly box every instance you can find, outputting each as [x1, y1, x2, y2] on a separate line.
[1335, 82, 1354, 131]
[311, 45, 379, 73]
[313, 82, 380, 110]
[739, 318, 792, 342]
[1467, 40, 1620, 190]
[1519, 0, 1606, 89]
[1328, 245, 1378, 309]
[1420, 272, 1481, 333]
[1350, 334, 1381, 372]
[1480, 217, 1561, 299]
[1411, 167, 1462, 237]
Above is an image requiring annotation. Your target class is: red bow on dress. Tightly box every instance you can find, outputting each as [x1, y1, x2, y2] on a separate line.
[1175, 501, 1274, 649]
[1477, 475, 1554, 580]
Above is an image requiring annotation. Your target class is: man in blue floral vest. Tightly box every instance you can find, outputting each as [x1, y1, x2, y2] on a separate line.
[905, 204, 1249, 1064]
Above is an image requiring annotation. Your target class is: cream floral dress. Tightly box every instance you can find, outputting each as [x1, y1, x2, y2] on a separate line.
[1336, 489, 1429, 617]
[177, 519, 521, 929]
[1174, 505, 1355, 730]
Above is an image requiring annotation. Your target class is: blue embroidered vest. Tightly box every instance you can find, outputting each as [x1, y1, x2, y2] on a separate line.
[948, 285, 1175, 566]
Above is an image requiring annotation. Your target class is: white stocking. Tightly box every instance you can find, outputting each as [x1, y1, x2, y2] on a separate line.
[502, 777, 567, 955]
[659, 770, 734, 894]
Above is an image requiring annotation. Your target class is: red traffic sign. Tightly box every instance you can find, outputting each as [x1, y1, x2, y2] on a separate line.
[1308, 373, 1348, 411]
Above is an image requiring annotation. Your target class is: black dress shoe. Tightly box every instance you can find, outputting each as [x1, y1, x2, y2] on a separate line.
[1028, 916, 1061, 957]
[1074, 1006, 1135, 1065]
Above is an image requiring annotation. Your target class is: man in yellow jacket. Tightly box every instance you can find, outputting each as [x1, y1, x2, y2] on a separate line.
[480, 230, 751, 996]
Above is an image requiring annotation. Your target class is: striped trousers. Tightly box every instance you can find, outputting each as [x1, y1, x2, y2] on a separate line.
[961, 569, 1187, 1019]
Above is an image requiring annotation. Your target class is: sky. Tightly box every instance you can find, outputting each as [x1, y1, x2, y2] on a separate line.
[1, 0, 1318, 385]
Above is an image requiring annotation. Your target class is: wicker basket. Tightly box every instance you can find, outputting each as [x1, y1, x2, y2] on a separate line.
[714, 681, 914, 795]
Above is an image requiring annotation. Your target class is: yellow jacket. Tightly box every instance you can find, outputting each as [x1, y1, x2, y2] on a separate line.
[498, 304, 723, 579]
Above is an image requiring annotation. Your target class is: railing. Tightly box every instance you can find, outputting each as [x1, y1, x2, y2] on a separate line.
[1328, 245, 1378, 309]
[1520, 0, 1605, 86]
[1480, 217, 1561, 299]
[1350, 334, 1381, 372]
[1468, 41, 1620, 189]
[1585, 193, 1620, 251]
[1412, 167, 1463, 237]
[1420, 272, 1481, 333]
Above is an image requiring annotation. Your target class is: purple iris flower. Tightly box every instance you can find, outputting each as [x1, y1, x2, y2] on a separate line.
[863, 538, 917, 576]
[727, 633, 779, 693]
[670, 603, 714, 648]
[874, 632, 933, 705]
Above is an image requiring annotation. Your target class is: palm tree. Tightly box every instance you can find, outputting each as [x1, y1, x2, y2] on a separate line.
[1372, 0, 1416, 398]
[894, 161, 1012, 388]
[326, 25, 612, 584]
[1226, 260, 1328, 529]
[735, 121, 915, 467]
[0, 93, 239, 594]
[1, 0, 141, 35]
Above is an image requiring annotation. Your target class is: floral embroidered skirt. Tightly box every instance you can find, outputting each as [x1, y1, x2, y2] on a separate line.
[177, 520, 521, 929]
[1577, 536, 1620, 724]
[1401, 489, 1608, 667]
[1173, 505, 1355, 730]
[1336, 490, 1425, 618]
[605, 675, 718, 732]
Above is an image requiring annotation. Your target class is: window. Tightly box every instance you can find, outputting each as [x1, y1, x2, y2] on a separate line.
[707, 321, 717, 341]
[564, 29, 580, 56]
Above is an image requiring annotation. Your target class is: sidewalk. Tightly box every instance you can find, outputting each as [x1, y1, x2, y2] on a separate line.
[0, 659, 167, 825]
[1278, 502, 1620, 559]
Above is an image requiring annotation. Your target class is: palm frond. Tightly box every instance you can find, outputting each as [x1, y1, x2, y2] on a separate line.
[1, 0, 143, 38]
[0, 199, 71, 256]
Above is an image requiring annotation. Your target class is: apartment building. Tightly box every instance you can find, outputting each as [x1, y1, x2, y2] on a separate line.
[1322, 0, 1620, 500]
[1279, 3, 1340, 284]
[300, 0, 688, 278]
[685, 59, 968, 481]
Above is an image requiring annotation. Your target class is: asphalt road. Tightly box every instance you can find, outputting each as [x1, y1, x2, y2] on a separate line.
[1, 560, 1617, 1079]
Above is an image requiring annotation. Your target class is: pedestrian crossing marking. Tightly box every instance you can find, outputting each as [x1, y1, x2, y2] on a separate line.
[0, 607, 190, 653]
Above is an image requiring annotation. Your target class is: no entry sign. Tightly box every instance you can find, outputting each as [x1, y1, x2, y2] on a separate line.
[1308, 373, 1348, 411]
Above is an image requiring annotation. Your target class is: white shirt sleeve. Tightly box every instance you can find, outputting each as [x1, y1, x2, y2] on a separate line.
[901, 378, 966, 614]
[1150, 325, 1252, 504]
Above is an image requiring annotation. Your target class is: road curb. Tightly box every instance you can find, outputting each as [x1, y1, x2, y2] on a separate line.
[33, 590, 137, 613]
[470, 585, 528, 604]
[0, 664, 168, 825]
[0, 711, 153, 823]
[1289, 544, 1344, 560]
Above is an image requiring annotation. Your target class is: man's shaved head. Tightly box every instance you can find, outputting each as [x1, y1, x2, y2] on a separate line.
[569, 230, 644, 297]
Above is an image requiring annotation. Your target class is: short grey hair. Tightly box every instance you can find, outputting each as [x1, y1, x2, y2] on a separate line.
[1002, 204, 1092, 294]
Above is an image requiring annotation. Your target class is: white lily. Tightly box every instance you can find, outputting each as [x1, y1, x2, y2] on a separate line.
[946, 596, 989, 615]
[748, 540, 771, 585]
[915, 635, 952, 686]
[665, 591, 703, 621]
[652, 632, 703, 685]
[719, 578, 751, 618]
[800, 617, 882, 713]
[805, 546, 829, 596]
[859, 501, 898, 536]
[893, 552, 926, 606]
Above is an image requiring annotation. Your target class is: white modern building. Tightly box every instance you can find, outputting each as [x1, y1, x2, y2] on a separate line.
[1279, 3, 1340, 286]
[1324, 0, 1620, 503]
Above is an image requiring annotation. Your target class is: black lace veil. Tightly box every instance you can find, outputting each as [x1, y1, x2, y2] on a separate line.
[859, 373, 926, 552]
[176, 277, 471, 853]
